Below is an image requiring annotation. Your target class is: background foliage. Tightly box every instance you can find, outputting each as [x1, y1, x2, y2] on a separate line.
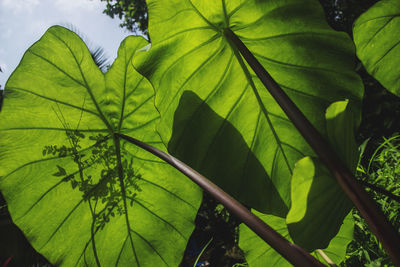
[342, 135, 400, 266]
[100, 0, 148, 36]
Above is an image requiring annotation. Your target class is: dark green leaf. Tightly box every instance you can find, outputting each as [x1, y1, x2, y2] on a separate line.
[53, 165, 67, 177]
[353, 0, 400, 96]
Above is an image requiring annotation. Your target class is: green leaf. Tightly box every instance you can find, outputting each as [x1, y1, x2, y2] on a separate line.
[239, 211, 292, 267]
[312, 213, 354, 265]
[286, 101, 357, 250]
[325, 100, 359, 172]
[134, 0, 363, 225]
[286, 157, 353, 251]
[53, 165, 67, 177]
[239, 210, 353, 266]
[0, 26, 201, 266]
[353, 0, 400, 96]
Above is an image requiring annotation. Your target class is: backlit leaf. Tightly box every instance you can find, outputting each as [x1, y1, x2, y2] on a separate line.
[239, 210, 353, 266]
[286, 101, 358, 250]
[0, 26, 201, 266]
[134, 0, 363, 243]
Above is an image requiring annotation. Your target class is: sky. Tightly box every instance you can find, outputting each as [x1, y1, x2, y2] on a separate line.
[0, 0, 135, 88]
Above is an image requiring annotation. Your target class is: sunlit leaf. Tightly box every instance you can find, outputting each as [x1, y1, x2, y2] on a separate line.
[353, 0, 400, 96]
[239, 210, 353, 266]
[134, 0, 363, 243]
[286, 101, 358, 250]
[0, 26, 201, 266]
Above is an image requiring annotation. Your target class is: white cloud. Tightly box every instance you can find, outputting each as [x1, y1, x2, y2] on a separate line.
[27, 19, 52, 35]
[53, 0, 104, 12]
[0, 28, 12, 39]
[0, 0, 129, 87]
[1, 0, 39, 14]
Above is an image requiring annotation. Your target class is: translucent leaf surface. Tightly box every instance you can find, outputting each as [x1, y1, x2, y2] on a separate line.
[0, 26, 201, 266]
[312, 214, 354, 264]
[239, 210, 353, 266]
[286, 101, 357, 250]
[353, 0, 400, 96]
[134, 0, 363, 243]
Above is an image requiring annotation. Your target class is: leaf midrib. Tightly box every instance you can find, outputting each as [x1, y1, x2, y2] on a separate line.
[117, 44, 138, 131]
[48, 31, 113, 133]
[181, 0, 293, 175]
[227, 39, 293, 175]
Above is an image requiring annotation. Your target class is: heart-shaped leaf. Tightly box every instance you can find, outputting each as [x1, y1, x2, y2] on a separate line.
[0, 26, 201, 266]
[239, 210, 353, 266]
[286, 100, 358, 250]
[353, 0, 400, 96]
[134, 0, 363, 236]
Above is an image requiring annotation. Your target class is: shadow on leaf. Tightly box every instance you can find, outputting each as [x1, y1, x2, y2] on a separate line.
[168, 91, 288, 217]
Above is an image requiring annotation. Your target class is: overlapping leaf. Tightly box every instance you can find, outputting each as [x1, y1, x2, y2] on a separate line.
[239, 210, 353, 266]
[353, 0, 400, 96]
[286, 100, 358, 250]
[134, 0, 363, 235]
[0, 26, 201, 266]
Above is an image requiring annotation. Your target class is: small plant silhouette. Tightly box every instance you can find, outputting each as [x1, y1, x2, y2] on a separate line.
[42, 104, 142, 231]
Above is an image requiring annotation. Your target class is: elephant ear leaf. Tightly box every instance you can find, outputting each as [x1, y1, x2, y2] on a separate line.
[286, 101, 357, 250]
[134, 0, 363, 218]
[239, 210, 354, 266]
[353, 0, 400, 96]
[0, 26, 201, 266]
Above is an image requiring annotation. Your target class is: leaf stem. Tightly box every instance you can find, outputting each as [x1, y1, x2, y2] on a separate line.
[316, 249, 336, 267]
[223, 28, 400, 265]
[117, 133, 325, 267]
